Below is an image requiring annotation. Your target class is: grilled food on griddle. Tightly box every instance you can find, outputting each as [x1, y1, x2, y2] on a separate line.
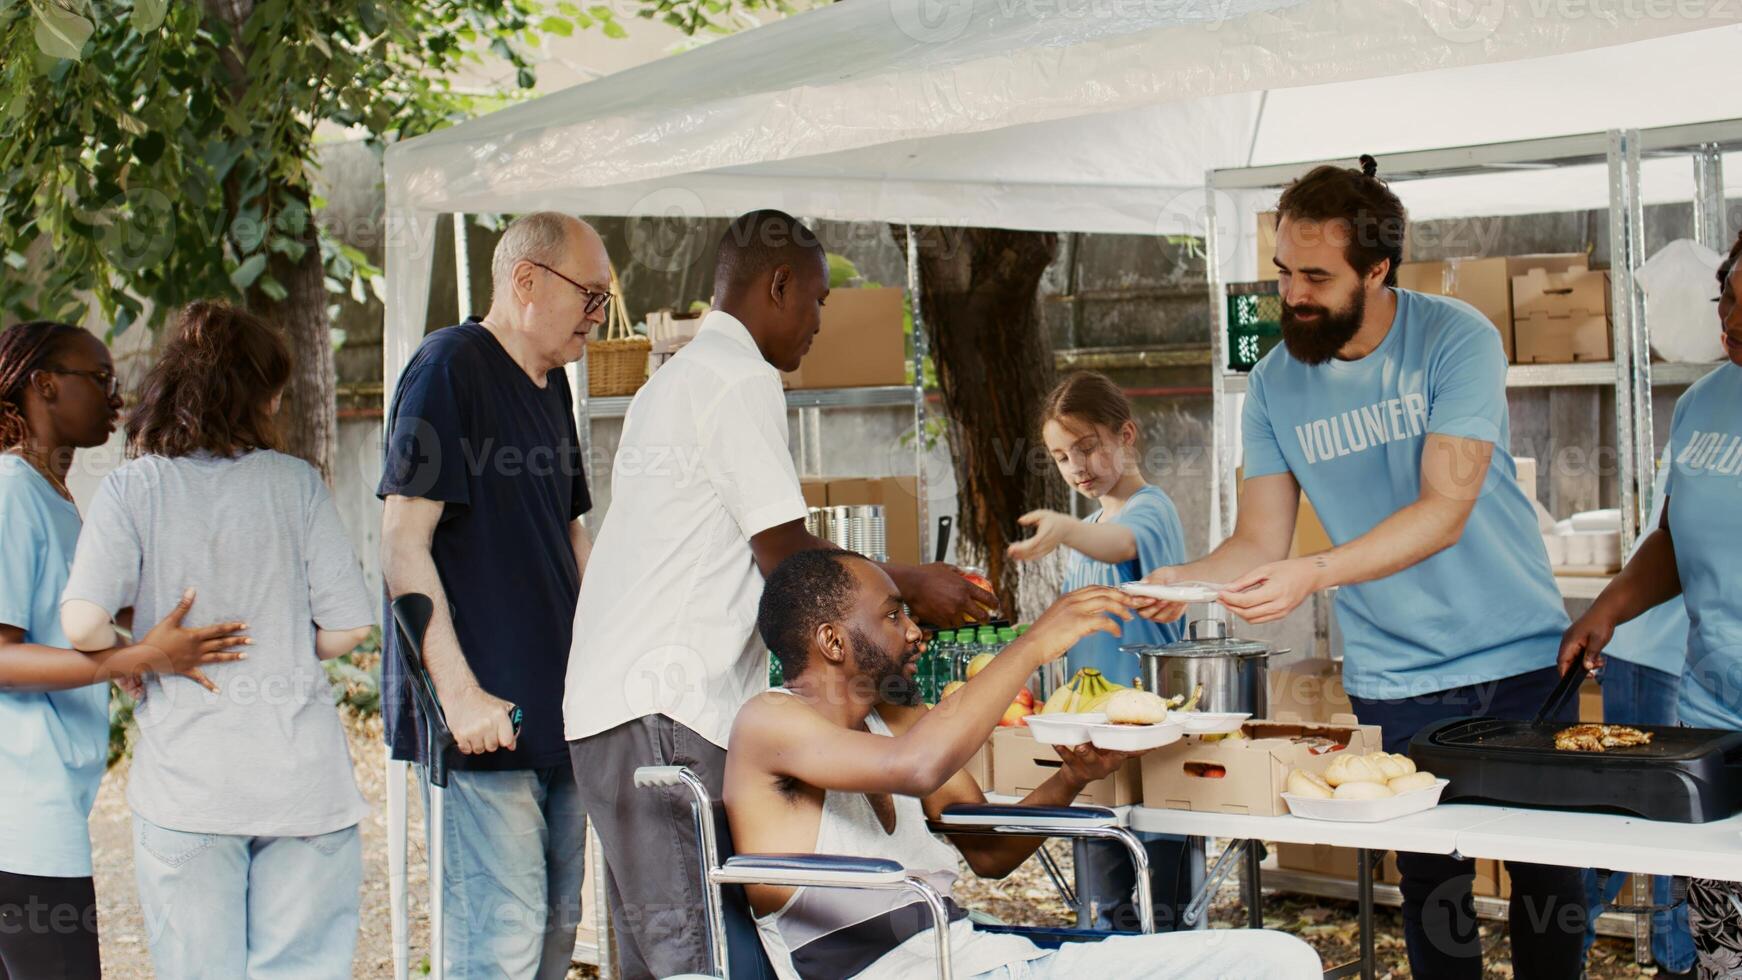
[1554, 724, 1654, 752]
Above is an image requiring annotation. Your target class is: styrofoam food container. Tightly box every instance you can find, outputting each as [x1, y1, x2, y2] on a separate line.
[1119, 581, 1228, 603]
[1541, 533, 1568, 566]
[1282, 778, 1450, 823]
[1026, 712, 1107, 747]
[1087, 720, 1186, 752]
[1172, 711, 1250, 734]
[1562, 531, 1595, 567]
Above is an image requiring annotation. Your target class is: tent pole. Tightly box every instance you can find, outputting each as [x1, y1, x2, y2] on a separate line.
[905, 225, 930, 567]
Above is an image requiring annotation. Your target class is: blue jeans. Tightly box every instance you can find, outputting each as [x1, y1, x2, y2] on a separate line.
[417, 764, 587, 980]
[966, 928, 1321, 979]
[131, 815, 361, 979]
[1350, 666, 1588, 980]
[1579, 658, 1695, 973]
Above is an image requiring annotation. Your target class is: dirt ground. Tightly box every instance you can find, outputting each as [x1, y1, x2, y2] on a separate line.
[88, 715, 1661, 978]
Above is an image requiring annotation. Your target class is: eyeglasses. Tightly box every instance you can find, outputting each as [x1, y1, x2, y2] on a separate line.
[46, 367, 120, 398]
[530, 262, 612, 316]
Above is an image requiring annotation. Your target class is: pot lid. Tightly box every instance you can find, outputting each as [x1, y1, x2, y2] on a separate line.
[1124, 618, 1271, 658]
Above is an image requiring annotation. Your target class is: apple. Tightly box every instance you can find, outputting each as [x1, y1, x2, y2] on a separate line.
[940, 680, 966, 700]
[966, 653, 995, 679]
[1015, 689, 1035, 709]
[999, 703, 1033, 727]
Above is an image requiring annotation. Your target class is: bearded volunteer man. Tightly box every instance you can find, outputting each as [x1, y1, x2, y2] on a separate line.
[564, 209, 997, 979]
[1143, 158, 1584, 979]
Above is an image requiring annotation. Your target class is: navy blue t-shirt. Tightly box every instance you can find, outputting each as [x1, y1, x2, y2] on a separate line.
[378, 318, 590, 771]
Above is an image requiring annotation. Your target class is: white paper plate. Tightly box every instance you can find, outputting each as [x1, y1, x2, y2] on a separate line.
[1282, 778, 1450, 823]
[1025, 713, 1107, 747]
[1119, 581, 1228, 603]
[1172, 711, 1251, 734]
[1086, 721, 1186, 752]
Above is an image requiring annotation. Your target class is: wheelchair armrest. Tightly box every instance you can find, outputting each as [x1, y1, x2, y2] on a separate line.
[631, 766, 714, 815]
[717, 853, 910, 888]
[929, 803, 1120, 833]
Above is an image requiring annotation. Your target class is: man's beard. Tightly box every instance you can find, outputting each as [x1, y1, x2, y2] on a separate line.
[1281, 288, 1366, 366]
[851, 627, 922, 707]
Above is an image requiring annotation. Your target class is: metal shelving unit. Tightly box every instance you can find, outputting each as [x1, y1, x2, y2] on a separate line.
[571, 228, 933, 563]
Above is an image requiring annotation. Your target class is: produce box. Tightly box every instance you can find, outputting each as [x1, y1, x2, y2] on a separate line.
[1139, 715, 1382, 817]
[1256, 212, 1279, 281]
[1512, 266, 1612, 364]
[991, 728, 1141, 806]
[824, 476, 921, 565]
[1236, 468, 1331, 557]
[1473, 858, 1513, 899]
[781, 286, 907, 389]
[1275, 844, 1401, 885]
[1268, 658, 1352, 725]
[1396, 253, 1590, 363]
[960, 743, 993, 790]
[800, 478, 828, 509]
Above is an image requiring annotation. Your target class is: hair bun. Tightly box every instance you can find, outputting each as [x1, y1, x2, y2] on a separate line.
[1358, 154, 1379, 179]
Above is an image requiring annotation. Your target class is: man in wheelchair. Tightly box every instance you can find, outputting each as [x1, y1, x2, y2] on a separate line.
[724, 548, 1321, 979]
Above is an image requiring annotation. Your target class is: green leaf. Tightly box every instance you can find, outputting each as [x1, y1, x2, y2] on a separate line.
[32, 0, 93, 61]
[356, 0, 385, 35]
[257, 273, 287, 302]
[601, 19, 626, 38]
[515, 66, 535, 89]
[229, 253, 267, 290]
[539, 15, 572, 36]
[274, 200, 309, 234]
[133, 131, 165, 165]
[131, 0, 166, 33]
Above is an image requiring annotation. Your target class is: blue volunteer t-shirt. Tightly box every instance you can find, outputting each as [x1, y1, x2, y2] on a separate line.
[378, 319, 592, 771]
[0, 455, 109, 877]
[1663, 363, 1742, 730]
[1243, 289, 1569, 700]
[1060, 485, 1187, 686]
[1605, 450, 1688, 677]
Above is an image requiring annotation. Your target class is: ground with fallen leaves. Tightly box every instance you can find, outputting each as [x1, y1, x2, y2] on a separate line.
[87, 715, 1659, 978]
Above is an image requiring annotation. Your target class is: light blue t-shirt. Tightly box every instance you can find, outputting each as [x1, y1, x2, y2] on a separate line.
[1243, 289, 1569, 700]
[1606, 448, 1688, 676]
[0, 455, 109, 877]
[1663, 363, 1742, 730]
[1060, 484, 1186, 686]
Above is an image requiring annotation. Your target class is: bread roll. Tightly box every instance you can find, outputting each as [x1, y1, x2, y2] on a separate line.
[1391, 753, 1418, 775]
[1368, 752, 1407, 780]
[1286, 769, 1333, 799]
[1334, 780, 1396, 800]
[1325, 754, 1384, 787]
[1104, 689, 1169, 725]
[1388, 771, 1438, 794]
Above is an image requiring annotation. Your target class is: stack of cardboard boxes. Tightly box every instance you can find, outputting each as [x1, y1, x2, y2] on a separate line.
[781, 286, 909, 389]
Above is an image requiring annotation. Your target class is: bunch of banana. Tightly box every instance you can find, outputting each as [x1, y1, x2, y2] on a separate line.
[1038, 668, 1131, 715]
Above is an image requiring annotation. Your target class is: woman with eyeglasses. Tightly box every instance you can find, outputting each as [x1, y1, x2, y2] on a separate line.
[1561, 229, 1742, 977]
[0, 320, 248, 979]
[60, 302, 374, 978]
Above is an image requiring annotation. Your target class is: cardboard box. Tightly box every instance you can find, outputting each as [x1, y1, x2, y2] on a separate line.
[1512, 266, 1612, 364]
[1514, 457, 1538, 502]
[781, 287, 907, 389]
[961, 743, 993, 790]
[825, 476, 921, 565]
[1256, 212, 1280, 282]
[800, 479, 828, 509]
[1473, 858, 1513, 899]
[1580, 677, 1603, 723]
[1397, 253, 1590, 363]
[991, 728, 1142, 806]
[1275, 844, 1401, 885]
[1139, 716, 1383, 817]
[1268, 658, 1352, 724]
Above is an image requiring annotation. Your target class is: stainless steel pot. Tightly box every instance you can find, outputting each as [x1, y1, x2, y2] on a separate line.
[1126, 619, 1273, 716]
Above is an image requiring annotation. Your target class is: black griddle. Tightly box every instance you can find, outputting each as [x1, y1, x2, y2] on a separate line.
[1409, 717, 1742, 823]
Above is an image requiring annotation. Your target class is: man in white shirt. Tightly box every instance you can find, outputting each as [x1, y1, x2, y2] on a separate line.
[563, 209, 997, 978]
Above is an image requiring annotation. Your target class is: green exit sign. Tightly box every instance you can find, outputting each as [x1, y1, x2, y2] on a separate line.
[1226, 281, 1282, 372]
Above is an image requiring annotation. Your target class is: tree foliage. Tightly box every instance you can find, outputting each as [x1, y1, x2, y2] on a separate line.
[0, 0, 570, 336]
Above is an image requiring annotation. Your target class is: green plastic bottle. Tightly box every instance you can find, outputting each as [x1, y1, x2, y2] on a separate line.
[927, 631, 954, 703]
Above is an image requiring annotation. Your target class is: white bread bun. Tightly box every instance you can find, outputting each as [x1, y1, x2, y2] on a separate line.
[1286, 769, 1333, 799]
[1104, 689, 1169, 725]
[1324, 754, 1385, 787]
[1334, 780, 1396, 800]
[1391, 753, 1418, 775]
[1388, 771, 1439, 794]
[1368, 752, 1408, 780]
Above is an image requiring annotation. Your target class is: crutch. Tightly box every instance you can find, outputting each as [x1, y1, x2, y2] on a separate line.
[390, 594, 455, 980]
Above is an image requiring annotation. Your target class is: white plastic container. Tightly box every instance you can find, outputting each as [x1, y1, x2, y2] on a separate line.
[1172, 711, 1251, 735]
[1086, 720, 1186, 752]
[1563, 531, 1595, 567]
[1282, 778, 1450, 823]
[1025, 712, 1107, 747]
[1119, 581, 1227, 603]
[1542, 533, 1568, 567]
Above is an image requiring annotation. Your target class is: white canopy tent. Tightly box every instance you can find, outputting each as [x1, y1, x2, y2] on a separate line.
[383, 0, 1742, 379]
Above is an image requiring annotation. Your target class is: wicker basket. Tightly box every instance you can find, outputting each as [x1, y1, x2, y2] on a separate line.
[586, 268, 649, 397]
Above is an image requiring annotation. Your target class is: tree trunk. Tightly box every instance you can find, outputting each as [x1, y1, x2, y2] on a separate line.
[893, 226, 1067, 619]
[206, 0, 337, 484]
[255, 199, 336, 484]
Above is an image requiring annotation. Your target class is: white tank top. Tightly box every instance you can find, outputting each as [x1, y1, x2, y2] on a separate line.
[751, 693, 1045, 979]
